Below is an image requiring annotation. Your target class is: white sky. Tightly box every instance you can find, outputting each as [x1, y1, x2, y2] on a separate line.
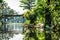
[4, 0, 26, 15]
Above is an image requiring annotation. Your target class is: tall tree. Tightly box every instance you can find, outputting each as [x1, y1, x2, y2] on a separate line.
[20, 0, 38, 40]
[20, 0, 35, 10]
[21, 0, 60, 40]
[44, 0, 52, 40]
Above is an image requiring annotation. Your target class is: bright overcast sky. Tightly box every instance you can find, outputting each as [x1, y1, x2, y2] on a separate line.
[4, 0, 26, 15]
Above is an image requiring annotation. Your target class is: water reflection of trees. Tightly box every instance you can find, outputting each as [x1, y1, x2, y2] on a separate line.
[0, 2, 26, 40]
[0, 16, 25, 40]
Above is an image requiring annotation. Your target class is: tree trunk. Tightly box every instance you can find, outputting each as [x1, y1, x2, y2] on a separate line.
[44, 0, 52, 40]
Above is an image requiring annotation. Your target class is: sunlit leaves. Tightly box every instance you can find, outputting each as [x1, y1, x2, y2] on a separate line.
[24, 20, 30, 25]
[23, 10, 34, 20]
[49, 5, 55, 11]
[38, 33, 45, 40]
[53, 10, 58, 17]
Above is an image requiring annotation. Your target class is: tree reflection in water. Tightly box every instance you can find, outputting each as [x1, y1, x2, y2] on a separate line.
[0, 16, 25, 40]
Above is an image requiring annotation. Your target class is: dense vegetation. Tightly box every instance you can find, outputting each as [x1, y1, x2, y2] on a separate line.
[0, 0, 60, 40]
[20, 0, 60, 40]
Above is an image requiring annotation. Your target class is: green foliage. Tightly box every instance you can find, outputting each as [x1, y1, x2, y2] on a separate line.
[0, 21, 2, 27]
[23, 10, 37, 24]
[20, 0, 60, 40]
[23, 10, 34, 20]
[0, 3, 2, 29]
[0, 3, 2, 16]
[20, 0, 35, 10]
